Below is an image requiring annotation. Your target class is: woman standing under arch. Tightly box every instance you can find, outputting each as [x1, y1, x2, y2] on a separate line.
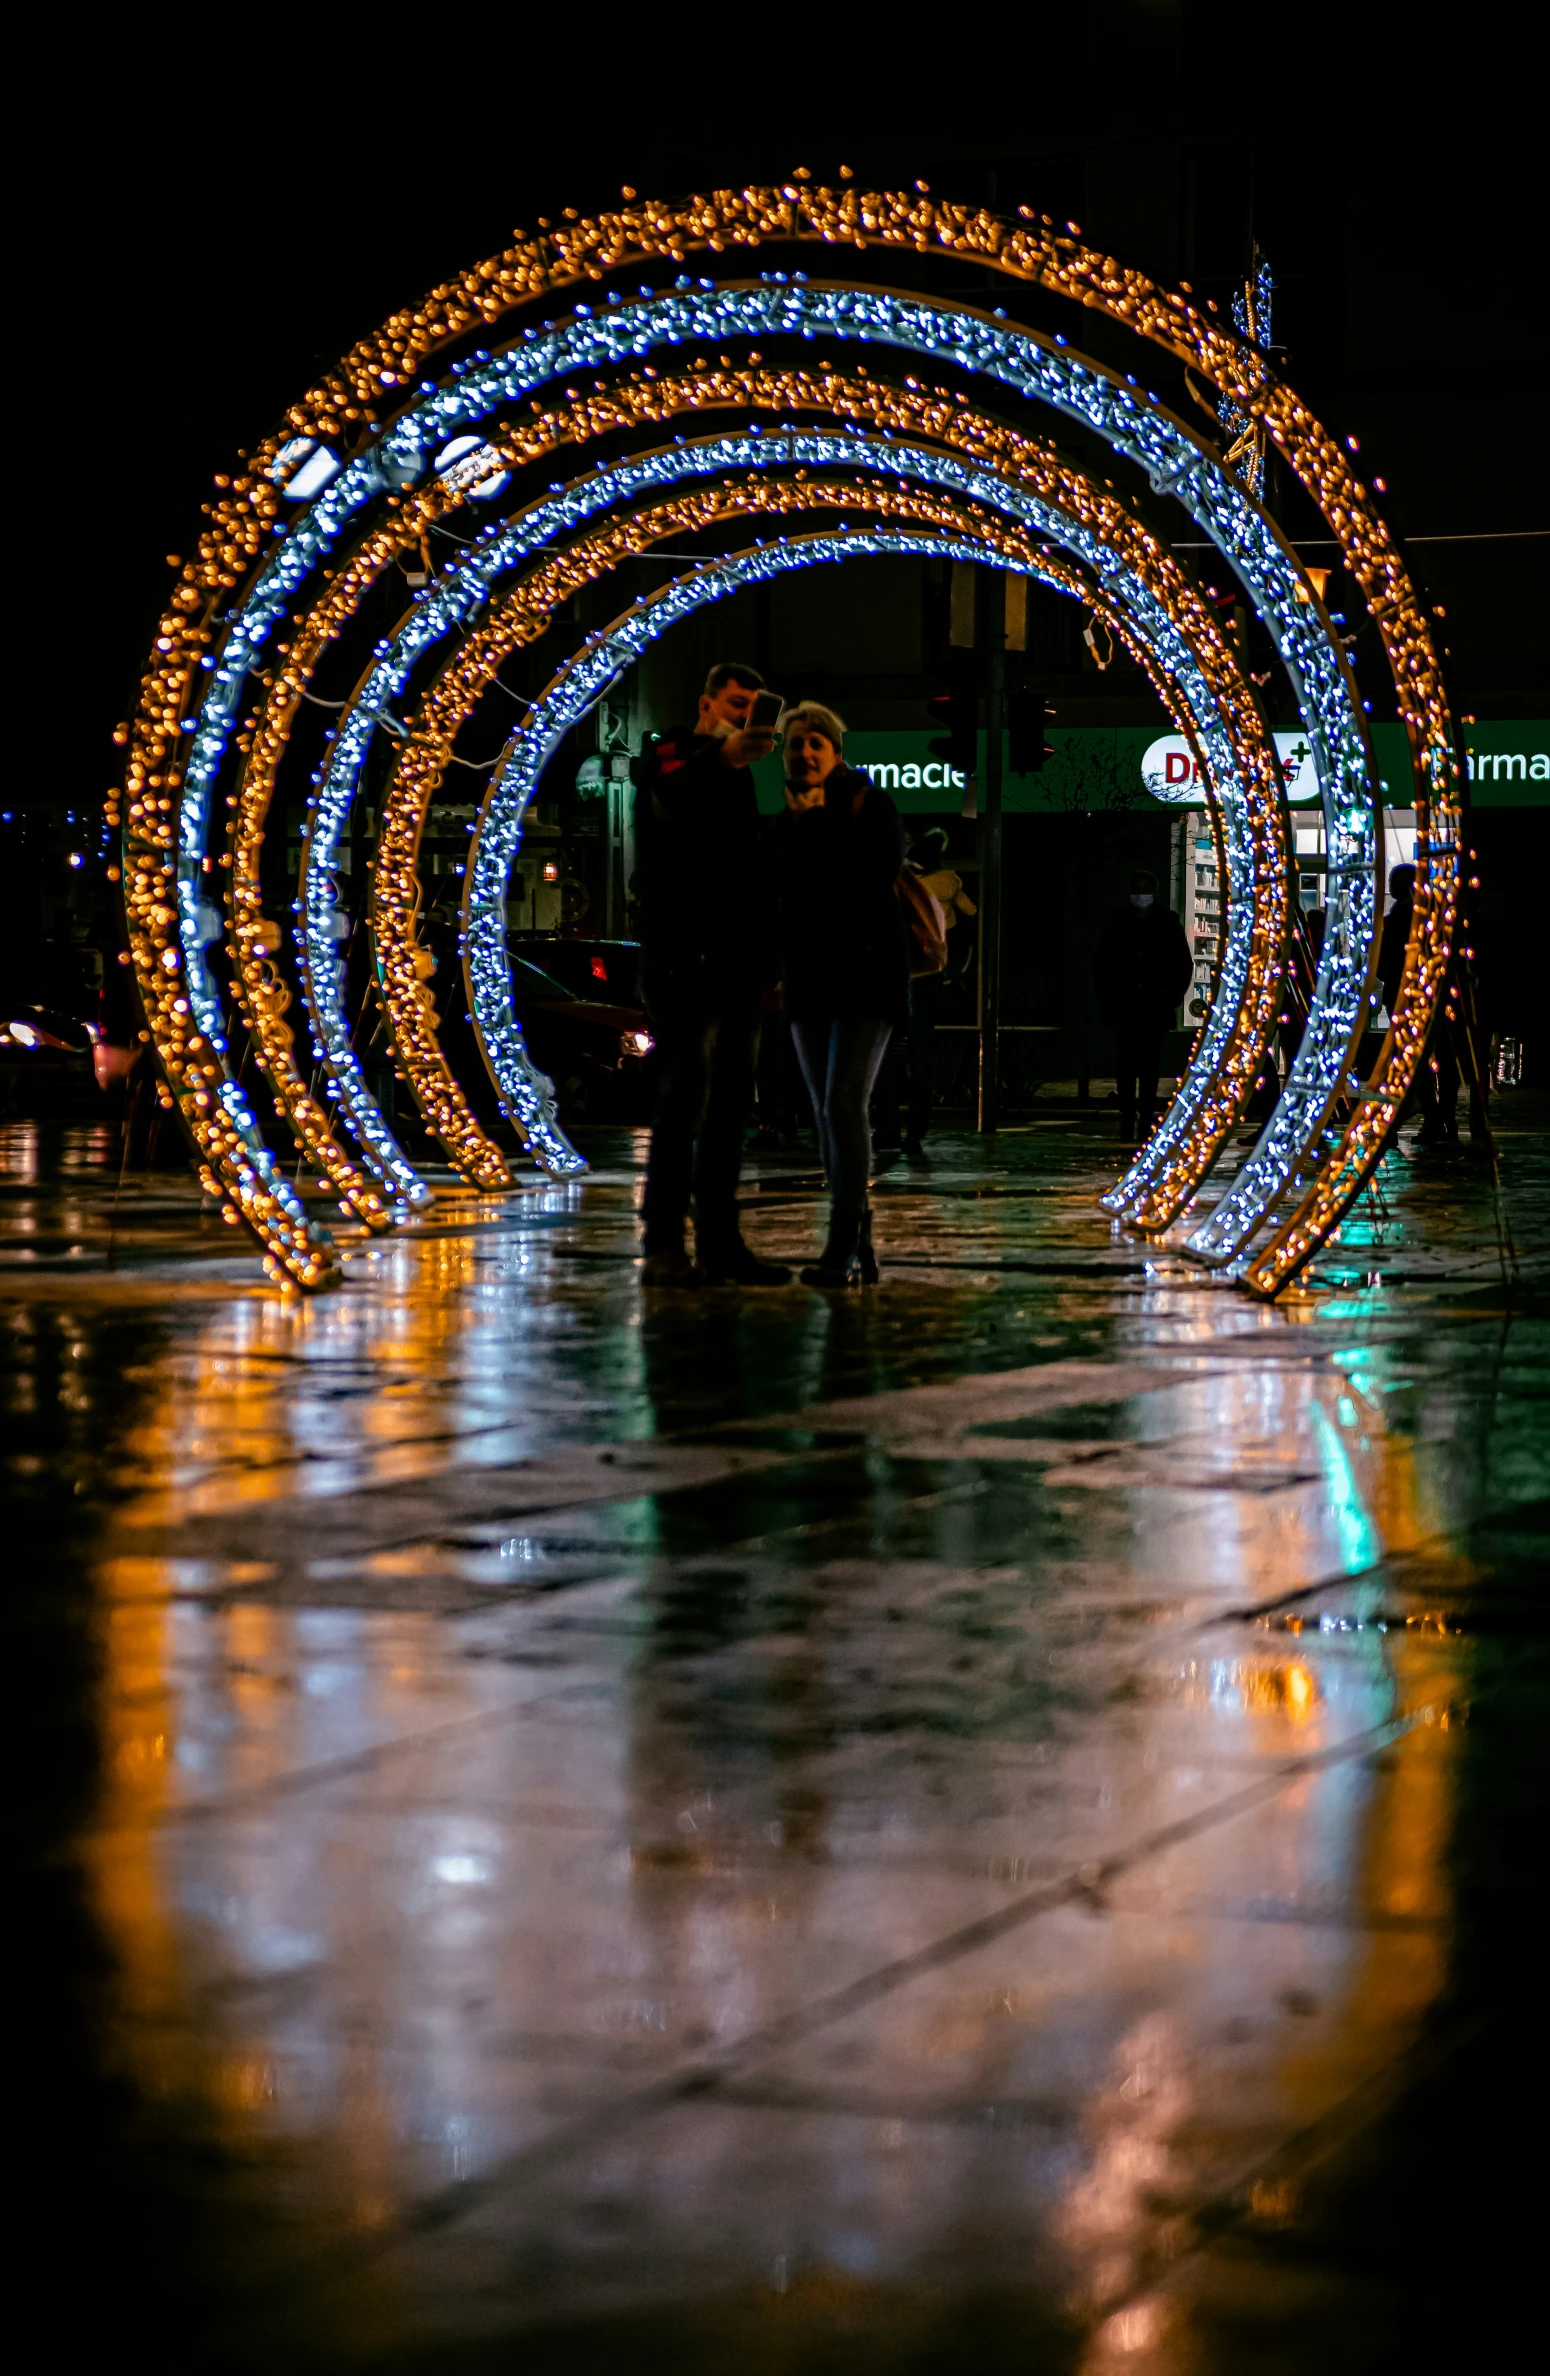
[770, 703, 910, 1287]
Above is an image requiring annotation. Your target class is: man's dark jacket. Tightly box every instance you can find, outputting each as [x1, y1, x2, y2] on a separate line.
[631, 727, 775, 1000]
[1093, 901, 1193, 1030]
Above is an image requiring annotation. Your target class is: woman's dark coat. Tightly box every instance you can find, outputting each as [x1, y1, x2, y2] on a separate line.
[769, 767, 910, 1027]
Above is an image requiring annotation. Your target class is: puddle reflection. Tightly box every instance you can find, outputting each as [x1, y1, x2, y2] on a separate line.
[7, 1118, 1531, 2361]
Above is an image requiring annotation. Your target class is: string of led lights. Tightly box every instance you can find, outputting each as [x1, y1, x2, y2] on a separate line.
[225, 474, 470, 1226]
[110, 183, 1453, 1294]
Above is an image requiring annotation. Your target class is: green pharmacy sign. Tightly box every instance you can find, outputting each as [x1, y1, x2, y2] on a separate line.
[750, 722, 1550, 814]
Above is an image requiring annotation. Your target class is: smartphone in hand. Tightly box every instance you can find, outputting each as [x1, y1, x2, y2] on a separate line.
[748, 690, 783, 730]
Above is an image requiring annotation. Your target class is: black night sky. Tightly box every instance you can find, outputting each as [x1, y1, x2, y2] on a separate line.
[17, 10, 1546, 814]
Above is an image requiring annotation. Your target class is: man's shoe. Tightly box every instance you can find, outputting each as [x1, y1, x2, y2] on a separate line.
[641, 1249, 705, 1287]
[700, 1242, 792, 1286]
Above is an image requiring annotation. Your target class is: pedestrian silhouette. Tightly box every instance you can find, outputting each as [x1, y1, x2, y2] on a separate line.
[1093, 867, 1193, 1143]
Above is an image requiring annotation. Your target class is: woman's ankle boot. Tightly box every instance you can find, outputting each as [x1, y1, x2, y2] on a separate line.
[800, 1206, 864, 1288]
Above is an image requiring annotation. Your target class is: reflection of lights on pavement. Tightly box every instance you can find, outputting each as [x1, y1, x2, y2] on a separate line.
[1309, 1396, 1381, 1574]
[1098, 2302, 1162, 2355]
[215, 2057, 277, 2113]
[1181, 1658, 1320, 1717]
[1249, 2177, 1301, 2228]
[431, 1854, 490, 1885]
[1060, 2013, 1189, 2321]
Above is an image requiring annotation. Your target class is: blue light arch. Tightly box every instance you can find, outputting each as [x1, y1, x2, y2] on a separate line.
[115, 186, 1456, 1297]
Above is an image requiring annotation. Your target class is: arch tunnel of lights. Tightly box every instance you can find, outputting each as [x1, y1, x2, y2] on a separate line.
[113, 180, 1459, 1299]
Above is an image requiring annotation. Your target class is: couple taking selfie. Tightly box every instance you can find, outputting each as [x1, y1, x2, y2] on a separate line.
[632, 660, 919, 1290]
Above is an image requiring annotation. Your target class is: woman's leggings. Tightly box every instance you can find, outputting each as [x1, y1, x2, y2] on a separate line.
[788, 1016, 896, 1213]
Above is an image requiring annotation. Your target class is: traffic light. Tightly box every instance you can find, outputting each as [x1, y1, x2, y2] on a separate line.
[927, 645, 978, 776]
[1006, 660, 1054, 775]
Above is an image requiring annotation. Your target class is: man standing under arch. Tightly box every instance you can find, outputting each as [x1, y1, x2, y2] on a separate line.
[632, 662, 790, 1286]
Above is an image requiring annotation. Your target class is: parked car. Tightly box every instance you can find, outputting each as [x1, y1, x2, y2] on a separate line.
[504, 950, 656, 1122]
[0, 1003, 99, 1112]
[511, 937, 642, 1009]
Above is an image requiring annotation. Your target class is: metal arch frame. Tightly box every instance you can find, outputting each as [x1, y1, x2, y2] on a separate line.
[115, 185, 1453, 1293]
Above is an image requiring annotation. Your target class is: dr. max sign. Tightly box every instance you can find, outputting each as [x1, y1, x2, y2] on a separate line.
[1140, 732, 1322, 805]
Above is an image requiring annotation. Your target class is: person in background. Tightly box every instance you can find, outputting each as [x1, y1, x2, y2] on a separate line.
[1380, 859, 1493, 1145]
[1377, 862, 1415, 1037]
[875, 826, 968, 1157]
[904, 827, 975, 1155]
[770, 702, 909, 1285]
[1093, 866, 1193, 1144]
[632, 662, 790, 1285]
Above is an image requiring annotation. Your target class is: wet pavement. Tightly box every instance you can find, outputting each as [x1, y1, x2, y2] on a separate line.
[8, 1109, 1548, 2371]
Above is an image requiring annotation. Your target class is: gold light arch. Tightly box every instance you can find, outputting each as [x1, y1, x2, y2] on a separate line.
[111, 182, 1453, 1296]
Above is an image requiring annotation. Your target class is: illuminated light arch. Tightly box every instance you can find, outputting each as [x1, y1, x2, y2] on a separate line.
[113, 185, 1453, 1294]
[161, 284, 1328, 1256]
[228, 463, 481, 1220]
[306, 370, 1285, 1206]
[151, 284, 1333, 1250]
[251, 271, 1380, 1261]
[357, 448, 1269, 1184]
